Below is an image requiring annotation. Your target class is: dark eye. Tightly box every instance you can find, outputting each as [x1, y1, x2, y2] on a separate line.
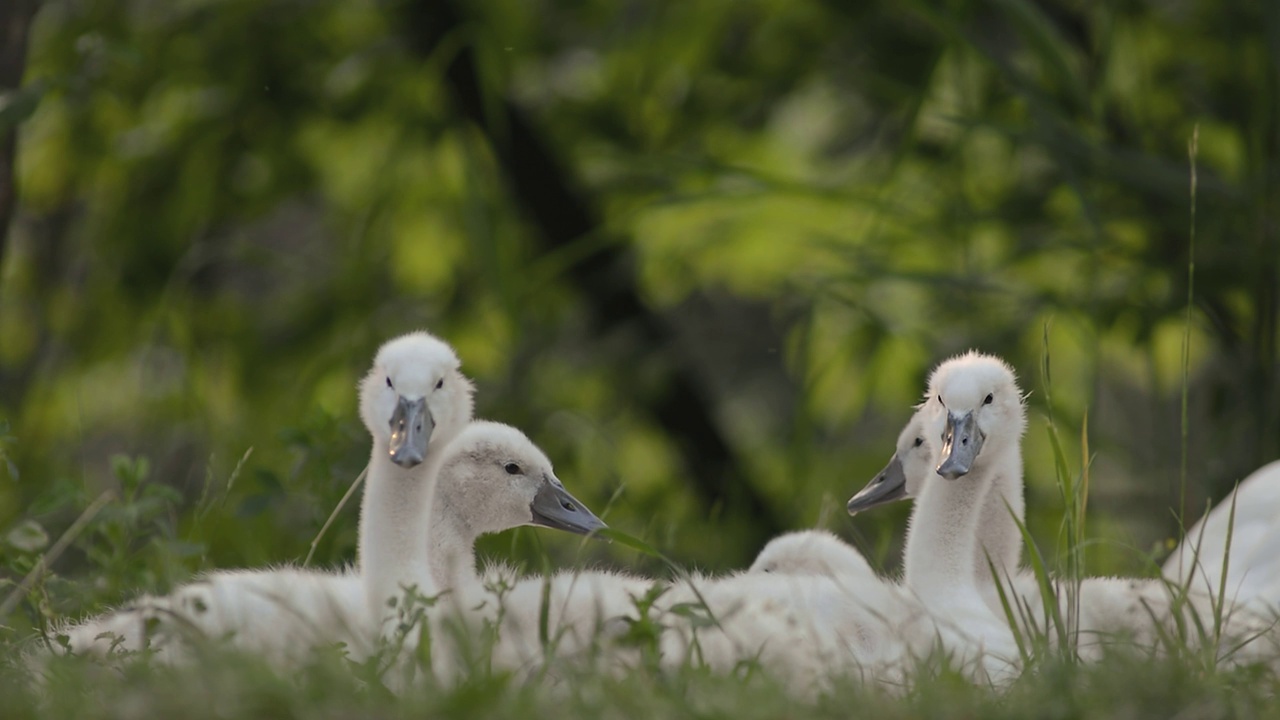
[984, 393, 993, 405]
[504, 463, 521, 475]
[912, 437, 923, 448]
[435, 378, 444, 390]
[385, 377, 393, 389]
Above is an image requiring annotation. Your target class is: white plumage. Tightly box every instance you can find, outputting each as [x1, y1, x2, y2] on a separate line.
[1163, 460, 1280, 604]
[849, 351, 1279, 663]
[48, 331, 471, 666]
[748, 530, 877, 580]
[641, 356, 1039, 690]
[45, 334, 615, 676]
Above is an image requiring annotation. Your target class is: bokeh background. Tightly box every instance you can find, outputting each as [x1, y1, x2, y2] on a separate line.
[0, 0, 1276, 627]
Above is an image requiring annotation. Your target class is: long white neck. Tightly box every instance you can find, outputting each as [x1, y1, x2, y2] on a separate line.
[427, 490, 481, 593]
[903, 467, 989, 606]
[972, 444, 1025, 587]
[358, 438, 446, 631]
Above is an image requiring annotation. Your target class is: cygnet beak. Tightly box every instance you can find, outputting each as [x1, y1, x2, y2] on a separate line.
[936, 410, 983, 480]
[847, 454, 909, 515]
[529, 475, 608, 536]
[389, 396, 433, 468]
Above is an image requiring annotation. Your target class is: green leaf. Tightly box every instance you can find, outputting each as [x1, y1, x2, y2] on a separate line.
[667, 602, 717, 629]
[592, 528, 668, 560]
[5, 519, 49, 553]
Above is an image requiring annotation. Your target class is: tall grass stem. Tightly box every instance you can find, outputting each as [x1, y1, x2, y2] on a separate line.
[1180, 124, 1198, 524]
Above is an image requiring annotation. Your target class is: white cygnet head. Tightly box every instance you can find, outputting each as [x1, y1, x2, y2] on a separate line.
[748, 530, 875, 580]
[847, 409, 936, 514]
[925, 351, 1026, 480]
[436, 421, 607, 539]
[358, 331, 475, 467]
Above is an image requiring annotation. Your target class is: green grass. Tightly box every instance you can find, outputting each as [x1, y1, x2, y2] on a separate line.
[6, 416, 1271, 715]
[4, 439, 1277, 716]
[3, 464, 1280, 720]
[3, 621, 1280, 720]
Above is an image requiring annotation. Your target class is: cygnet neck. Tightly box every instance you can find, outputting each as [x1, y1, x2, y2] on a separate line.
[427, 486, 484, 593]
[971, 442, 1025, 588]
[903, 463, 990, 605]
[359, 434, 450, 628]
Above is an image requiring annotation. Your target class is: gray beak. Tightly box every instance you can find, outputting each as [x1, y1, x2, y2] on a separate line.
[936, 410, 983, 479]
[389, 396, 433, 468]
[847, 454, 909, 515]
[530, 475, 608, 536]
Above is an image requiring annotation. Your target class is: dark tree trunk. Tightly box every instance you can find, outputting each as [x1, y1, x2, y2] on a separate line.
[396, 0, 787, 550]
[0, 0, 37, 271]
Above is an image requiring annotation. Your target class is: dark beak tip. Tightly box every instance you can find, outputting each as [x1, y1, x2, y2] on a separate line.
[392, 453, 424, 469]
[936, 466, 963, 480]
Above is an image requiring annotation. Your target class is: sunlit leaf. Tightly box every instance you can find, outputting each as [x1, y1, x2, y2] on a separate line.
[5, 519, 49, 553]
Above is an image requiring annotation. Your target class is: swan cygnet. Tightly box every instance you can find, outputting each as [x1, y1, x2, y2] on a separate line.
[846, 401, 1167, 659]
[43, 331, 473, 667]
[849, 353, 1273, 663]
[848, 403, 1024, 604]
[650, 355, 1034, 690]
[436, 430, 655, 678]
[657, 537, 947, 689]
[652, 566, 921, 694]
[357, 331, 477, 634]
[43, 419, 611, 671]
[889, 351, 1024, 681]
[428, 420, 608, 593]
[747, 530, 877, 582]
[849, 354, 1180, 661]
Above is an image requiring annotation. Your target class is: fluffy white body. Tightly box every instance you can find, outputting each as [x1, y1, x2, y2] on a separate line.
[647, 356, 1045, 692]
[51, 426, 613, 654]
[623, 356, 1039, 691]
[47, 419, 619, 667]
[45, 334, 621, 677]
[1163, 460, 1280, 604]
[46, 332, 472, 666]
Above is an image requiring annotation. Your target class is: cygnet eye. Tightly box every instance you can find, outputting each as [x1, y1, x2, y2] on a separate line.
[435, 378, 444, 390]
[912, 437, 923, 448]
[983, 393, 994, 405]
[504, 463, 521, 475]
[385, 377, 393, 389]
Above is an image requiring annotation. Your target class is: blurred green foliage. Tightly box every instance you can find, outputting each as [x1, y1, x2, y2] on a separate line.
[0, 0, 1276, 630]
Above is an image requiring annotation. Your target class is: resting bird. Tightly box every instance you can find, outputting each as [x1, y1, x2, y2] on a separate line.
[44, 334, 606, 674]
[848, 351, 1278, 663]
